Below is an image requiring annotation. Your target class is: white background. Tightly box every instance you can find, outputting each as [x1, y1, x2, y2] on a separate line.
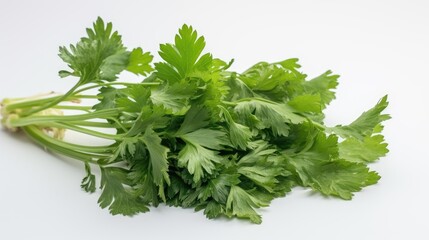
[1, 0, 428, 239]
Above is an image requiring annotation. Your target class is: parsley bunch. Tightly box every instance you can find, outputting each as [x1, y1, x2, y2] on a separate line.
[1, 18, 390, 223]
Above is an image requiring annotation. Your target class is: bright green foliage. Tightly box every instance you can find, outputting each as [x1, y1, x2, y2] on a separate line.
[175, 105, 210, 135]
[178, 142, 222, 182]
[98, 167, 149, 215]
[303, 71, 339, 109]
[339, 134, 389, 163]
[329, 95, 390, 139]
[58, 17, 128, 83]
[126, 47, 154, 76]
[140, 127, 170, 186]
[156, 24, 213, 82]
[199, 173, 240, 203]
[93, 87, 124, 111]
[234, 99, 304, 136]
[219, 105, 252, 150]
[288, 94, 322, 113]
[286, 133, 380, 199]
[226, 186, 270, 224]
[150, 81, 197, 113]
[1, 18, 390, 224]
[177, 128, 228, 182]
[81, 162, 96, 193]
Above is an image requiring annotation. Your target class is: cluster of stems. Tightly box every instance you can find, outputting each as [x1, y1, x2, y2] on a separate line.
[1, 81, 158, 166]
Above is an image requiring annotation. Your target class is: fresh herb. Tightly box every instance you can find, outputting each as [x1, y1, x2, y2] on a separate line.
[1, 18, 390, 224]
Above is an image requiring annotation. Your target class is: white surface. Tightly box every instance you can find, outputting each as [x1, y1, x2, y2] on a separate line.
[1, 0, 428, 239]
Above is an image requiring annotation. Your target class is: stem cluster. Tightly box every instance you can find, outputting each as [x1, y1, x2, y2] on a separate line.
[1, 81, 158, 165]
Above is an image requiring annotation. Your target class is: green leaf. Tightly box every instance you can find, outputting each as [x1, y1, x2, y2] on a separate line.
[156, 24, 212, 82]
[238, 140, 277, 164]
[235, 99, 305, 136]
[204, 201, 224, 219]
[219, 105, 252, 150]
[140, 127, 171, 187]
[126, 105, 168, 136]
[175, 105, 210, 136]
[240, 63, 289, 91]
[277, 58, 301, 71]
[238, 164, 281, 193]
[126, 47, 154, 76]
[199, 173, 240, 203]
[93, 86, 124, 111]
[226, 73, 254, 101]
[153, 62, 181, 82]
[116, 84, 151, 114]
[98, 167, 149, 215]
[306, 160, 380, 199]
[150, 81, 197, 113]
[303, 70, 339, 108]
[288, 94, 322, 113]
[286, 133, 379, 199]
[110, 137, 138, 161]
[126, 143, 161, 206]
[226, 186, 269, 224]
[81, 162, 96, 193]
[339, 134, 389, 163]
[99, 51, 130, 81]
[176, 118, 229, 182]
[238, 59, 307, 102]
[329, 95, 390, 139]
[180, 128, 228, 150]
[58, 17, 127, 83]
[235, 142, 286, 193]
[58, 70, 73, 78]
[178, 142, 222, 182]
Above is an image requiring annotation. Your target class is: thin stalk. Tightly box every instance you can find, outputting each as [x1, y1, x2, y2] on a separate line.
[23, 82, 81, 116]
[66, 120, 116, 128]
[74, 81, 160, 95]
[104, 82, 160, 86]
[23, 126, 104, 164]
[9, 109, 119, 127]
[28, 126, 114, 154]
[6, 95, 63, 112]
[221, 101, 237, 106]
[106, 117, 128, 132]
[310, 120, 325, 130]
[53, 105, 92, 111]
[48, 122, 123, 140]
[74, 95, 99, 99]
[4, 81, 158, 113]
[5, 94, 95, 112]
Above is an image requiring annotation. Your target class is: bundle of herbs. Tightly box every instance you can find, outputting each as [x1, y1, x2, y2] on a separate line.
[0, 18, 389, 223]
